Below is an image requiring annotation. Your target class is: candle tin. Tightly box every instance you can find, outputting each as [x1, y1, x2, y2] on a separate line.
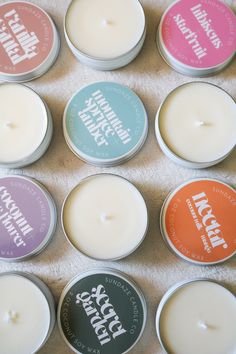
[0, 271, 55, 352]
[157, 0, 236, 77]
[160, 178, 236, 266]
[0, 83, 53, 169]
[155, 279, 236, 354]
[58, 268, 147, 354]
[0, 175, 57, 262]
[155, 82, 236, 169]
[61, 173, 149, 261]
[0, 1, 60, 82]
[64, 0, 146, 71]
[63, 82, 148, 167]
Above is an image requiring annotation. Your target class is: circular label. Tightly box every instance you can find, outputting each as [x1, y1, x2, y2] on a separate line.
[0, 1, 55, 76]
[64, 82, 148, 164]
[162, 179, 236, 265]
[0, 176, 51, 260]
[160, 0, 236, 69]
[59, 270, 146, 354]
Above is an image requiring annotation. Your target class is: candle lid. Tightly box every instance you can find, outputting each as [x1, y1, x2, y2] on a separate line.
[63, 82, 148, 167]
[160, 178, 236, 265]
[157, 0, 236, 76]
[0, 175, 57, 262]
[0, 1, 60, 82]
[58, 268, 147, 354]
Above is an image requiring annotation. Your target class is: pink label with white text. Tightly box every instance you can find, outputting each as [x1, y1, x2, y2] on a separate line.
[0, 1, 54, 75]
[160, 0, 236, 69]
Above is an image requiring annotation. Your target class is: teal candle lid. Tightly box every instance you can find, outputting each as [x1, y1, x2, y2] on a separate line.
[58, 268, 147, 354]
[63, 82, 148, 166]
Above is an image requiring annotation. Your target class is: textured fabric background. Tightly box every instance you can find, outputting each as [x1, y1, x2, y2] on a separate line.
[0, 1, 236, 353]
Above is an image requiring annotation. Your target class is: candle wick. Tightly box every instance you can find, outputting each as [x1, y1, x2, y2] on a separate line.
[4, 310, 18, 324]
[102, 19, 111, 26]
[198, 321, 209, 331]
[195, 120, 206, 127]
[5, 121, 13, 128]
[100, 213, 110, 222]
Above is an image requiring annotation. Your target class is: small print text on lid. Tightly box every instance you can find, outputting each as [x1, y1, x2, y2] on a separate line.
[0, 1, 60, 82]
[63, 82, 148, 167]
[160, 178, 236, 265]
[58, 269, 147, 354]
[157, 0, 236, 76]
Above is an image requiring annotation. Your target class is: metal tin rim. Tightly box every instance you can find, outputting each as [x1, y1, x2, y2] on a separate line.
[63, 81, 148, 166]
[0, 271, 55, 353]
[159, 177, 236, 266]
[155, 81, 236, 169]
[155, 278, 236, 354]
[64, 0, 146, 65]
[0, 83, 53, 169]
[0, 1, 60, 82]
[66, 28, 146, 71]
[61, 173, 149, 261]
[156, 0, 236, 77]
[64, 130, 148, 167]
[57, 267, 147, 354]
[0, 175, 57, 262]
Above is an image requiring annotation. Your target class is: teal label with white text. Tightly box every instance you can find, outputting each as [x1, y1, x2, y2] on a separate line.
[64, 82, 147, 162]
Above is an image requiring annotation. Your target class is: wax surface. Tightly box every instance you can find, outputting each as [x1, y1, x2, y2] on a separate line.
[0, 84, 47, 163]
[160, 281, 236, 354]
[0, 274, 50, 354]
[63, 175, 148, 259]
[159, 83, 236, 163]
[65, 0, 145, 58]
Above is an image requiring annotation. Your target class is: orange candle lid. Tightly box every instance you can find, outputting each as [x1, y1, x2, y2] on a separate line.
[161, 178, 236, 265]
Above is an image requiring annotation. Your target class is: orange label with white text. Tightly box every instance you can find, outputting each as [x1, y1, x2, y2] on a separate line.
[163, 179, 236, 264]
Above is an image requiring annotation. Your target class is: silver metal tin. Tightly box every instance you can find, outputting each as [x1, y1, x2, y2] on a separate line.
[58, 268, 147, 354]
[0, 175, 57, 262]
[0, 83, 53, 169]
[156, 0, 236, 77]
[155, 82, 236, 169]
[63, 82, 148, 167]
[160, 178, 236, 266]
[61, 173, 149, 261]
[64, 0, 146, 71]
[0, 1, 60, 83]
[0, 271, 55, 353]
[155, 279, 236, 354]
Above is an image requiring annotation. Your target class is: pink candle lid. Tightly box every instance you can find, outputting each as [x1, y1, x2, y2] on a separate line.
[157, 0, 236, 76]
[0, 1, 60, 82]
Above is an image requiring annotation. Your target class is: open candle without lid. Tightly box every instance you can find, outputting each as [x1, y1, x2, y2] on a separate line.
[156, 280, 236, 354]
[65, 0, 146, 69]
[156, 82, 236, 168]
[62, 174, 148, 260]
[0, 83, 52, 168]
[0, 273, 54, 354]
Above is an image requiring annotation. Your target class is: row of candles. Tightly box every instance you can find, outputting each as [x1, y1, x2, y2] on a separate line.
[0, 0, 236, 353]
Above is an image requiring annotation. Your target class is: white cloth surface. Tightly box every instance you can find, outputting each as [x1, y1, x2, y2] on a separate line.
[0, 0, 236, 353]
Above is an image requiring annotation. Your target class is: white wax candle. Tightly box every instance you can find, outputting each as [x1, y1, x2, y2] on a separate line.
[62, 174, 148, 260]
[0, 84, 47, 163]
[65, 0, 145, 59]
[0, 274, 51, 354]
[157, 82, 236, 164]
[158, 281, 236, 354]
